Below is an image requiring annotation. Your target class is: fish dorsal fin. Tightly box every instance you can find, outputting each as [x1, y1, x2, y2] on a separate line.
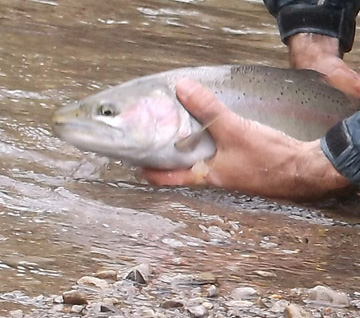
[174, 116, 218, 152]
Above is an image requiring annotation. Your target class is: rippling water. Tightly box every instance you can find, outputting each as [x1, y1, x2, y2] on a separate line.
[1, 0, 360, 315]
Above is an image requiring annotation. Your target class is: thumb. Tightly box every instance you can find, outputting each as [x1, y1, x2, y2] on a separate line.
[176, 78, 250, 143]
[142, 168, 205, 185]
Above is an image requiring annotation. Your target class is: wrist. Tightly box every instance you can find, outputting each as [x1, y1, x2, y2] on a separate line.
[288, 33, 341, 69]
[293, 140, 353, 199]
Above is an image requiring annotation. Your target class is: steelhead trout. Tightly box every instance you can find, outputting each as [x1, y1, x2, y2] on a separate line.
[52, 65, 359, 169]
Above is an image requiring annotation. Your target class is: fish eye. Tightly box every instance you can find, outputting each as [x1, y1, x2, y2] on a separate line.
[99, 103, 115, 117]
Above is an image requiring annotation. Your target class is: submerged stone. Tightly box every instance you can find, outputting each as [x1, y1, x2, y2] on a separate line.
[95, 269, 118, 281]
[306, 285, 350, 308]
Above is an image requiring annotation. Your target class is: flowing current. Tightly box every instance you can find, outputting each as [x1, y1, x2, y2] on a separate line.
[0, 0, 360, 316]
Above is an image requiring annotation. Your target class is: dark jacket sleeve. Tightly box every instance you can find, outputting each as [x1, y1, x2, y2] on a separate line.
[321, 112, 360, 187]
[263, 0, 360, 53]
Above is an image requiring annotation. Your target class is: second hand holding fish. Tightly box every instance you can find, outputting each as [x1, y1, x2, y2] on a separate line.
[142, 78, 353, 201]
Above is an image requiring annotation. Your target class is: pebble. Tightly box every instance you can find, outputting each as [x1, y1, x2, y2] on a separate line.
[202, 301, 213, 310]
[124, 263, 151, 284]
[225, 300, 253, 308]
[231, 287, 258, 300]
[53, 295, 64, 304]
[100, 304, 118, 313]
[284, 303, 313, 318]
[50, 304, 64, 313]
[70, 305, 85, 314]
[187, 305, 208, 318]
[269, 299, 290, 313]
[62, 290, 88, 305]
[95, 269, 118, 280]
[77, 276, 110, 289]
[161, 300, 184, 309]
[9, 310, 23, 318]
[207, 285, 218, 298]
[306, 285, 350, 307]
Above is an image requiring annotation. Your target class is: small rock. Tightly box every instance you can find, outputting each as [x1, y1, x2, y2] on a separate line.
[102, 297, 120, 306]
[202, 301, 213, 310]
[231, 287, 258, 300]
[100, 304, 119, 313]
[207, 285, 218, 298]
[62, 290, 88, 305]
[269, 299, 290, 313]
[9, 310, 23, 318]
[53, 295, 64, 304]
[161, 300, 184, 309]
[70, 305, 85, 314]
[50, 304, 64, 313]
[306, 285, 350, 307]
[225, 300, 253, 308]
[77, 276, 109, 289]
[124, 263, 151, 284]
[285, 303, 313, 318]
[95, 269, 117, 280]
[187, 305, 208, 318]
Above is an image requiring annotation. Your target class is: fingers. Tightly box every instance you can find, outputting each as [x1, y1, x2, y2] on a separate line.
[142, 168, 203, 186]
[325, 66, 360, 98]
[176, 78, 249, 143]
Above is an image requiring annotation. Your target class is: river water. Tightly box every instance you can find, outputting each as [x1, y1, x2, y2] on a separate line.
[0, 0, 360, 316]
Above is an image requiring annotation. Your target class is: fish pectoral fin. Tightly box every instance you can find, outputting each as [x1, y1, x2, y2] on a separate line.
[174, 116, 219, 152]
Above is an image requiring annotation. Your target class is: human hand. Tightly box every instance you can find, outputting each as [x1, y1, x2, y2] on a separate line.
[142, 79, 351, 201]
[288, 33, 360, 98]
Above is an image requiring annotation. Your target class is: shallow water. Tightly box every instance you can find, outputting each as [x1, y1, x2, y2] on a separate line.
[0, 0, 360, 315]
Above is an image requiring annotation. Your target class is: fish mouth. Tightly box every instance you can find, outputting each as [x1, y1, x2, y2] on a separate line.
[52, 116, 125, 141]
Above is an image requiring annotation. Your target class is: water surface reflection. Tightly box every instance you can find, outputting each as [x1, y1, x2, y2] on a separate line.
[0, 0, 359, 315]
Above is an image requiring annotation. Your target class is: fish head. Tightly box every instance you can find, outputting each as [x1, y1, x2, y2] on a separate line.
[52, 82, 185, 161]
